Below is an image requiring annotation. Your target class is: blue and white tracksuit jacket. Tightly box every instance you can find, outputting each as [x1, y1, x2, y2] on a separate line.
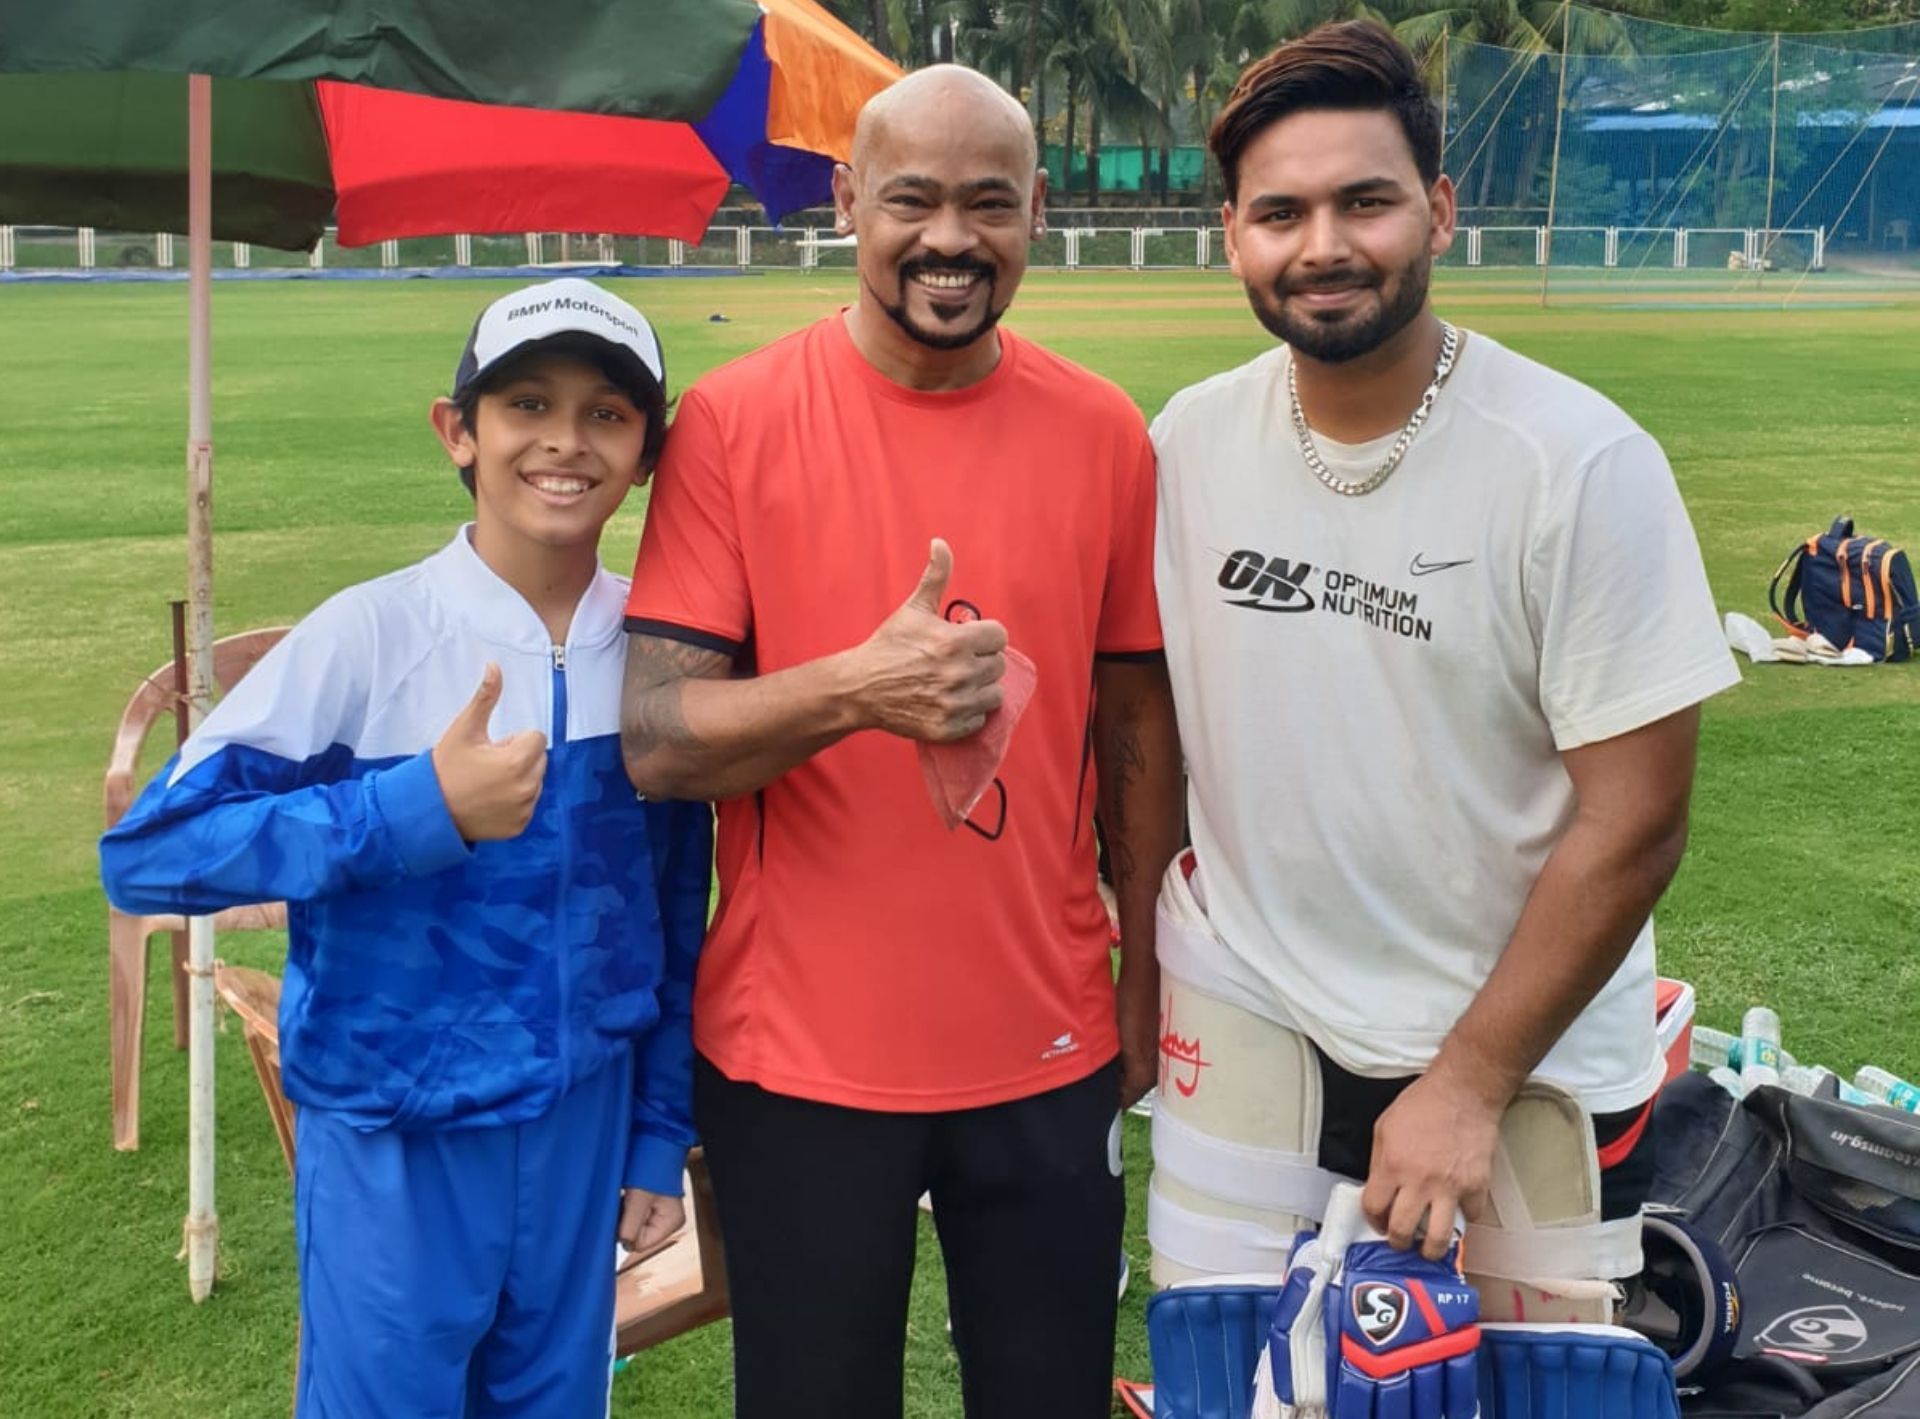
[99, 528, 711, 1197]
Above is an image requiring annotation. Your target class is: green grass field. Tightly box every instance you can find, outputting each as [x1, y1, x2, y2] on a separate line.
[2, 267, 1917, 1417]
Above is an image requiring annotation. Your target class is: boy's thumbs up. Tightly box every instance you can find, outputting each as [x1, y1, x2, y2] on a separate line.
[431, 664, 547, 842]
[448, 663, 503, 742]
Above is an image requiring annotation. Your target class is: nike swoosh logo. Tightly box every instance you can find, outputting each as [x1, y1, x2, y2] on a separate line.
[1409, 554, 1474, 577]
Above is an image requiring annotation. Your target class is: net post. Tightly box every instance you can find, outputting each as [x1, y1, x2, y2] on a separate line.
[1760, 32, 1782, 274]
[1540, 0, 1573, 308]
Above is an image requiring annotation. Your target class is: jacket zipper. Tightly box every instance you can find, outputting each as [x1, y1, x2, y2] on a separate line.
[551, 643, 571, 1095]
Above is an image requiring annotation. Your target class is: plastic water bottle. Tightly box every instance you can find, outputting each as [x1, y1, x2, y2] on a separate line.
[1691, 1025, 1737, 1072]
[1802, 1065, 1877, 1106]
[1838, 1079, 1881, 1107]
[1777, 1064, 1878, 1105]
[1855, 1066, 1920, 1113]
[1732, 1038, 1798, 1072]
[1707, 1066, 1745, 1099]
[1739, 1007, 1783, 1091]
[1691, 1025, 1800, 1075]
[1781, 1063, 1831, 1096]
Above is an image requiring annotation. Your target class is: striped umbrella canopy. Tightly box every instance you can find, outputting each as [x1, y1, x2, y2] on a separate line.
[0, 0, 898, 247]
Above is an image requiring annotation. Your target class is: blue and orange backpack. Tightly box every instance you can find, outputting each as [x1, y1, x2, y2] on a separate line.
[1769, 516, 1918, 662]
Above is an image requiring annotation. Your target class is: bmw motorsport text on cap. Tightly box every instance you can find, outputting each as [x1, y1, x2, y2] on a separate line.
[452, 277, 666, 401]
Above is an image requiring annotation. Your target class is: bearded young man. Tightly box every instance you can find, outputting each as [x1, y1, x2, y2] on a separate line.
[619, 65, 1183, 1419]
[1145, 20, 1739, 1314]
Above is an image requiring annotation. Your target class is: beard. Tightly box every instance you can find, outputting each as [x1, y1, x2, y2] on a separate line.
[1247, 249, 1432, 364]
[868, 256, 1005, 351]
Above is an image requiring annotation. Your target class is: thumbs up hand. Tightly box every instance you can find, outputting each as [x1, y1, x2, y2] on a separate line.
[904, 536, 957, 616]
[431, 664, 548, 841]
[850, 539, 1008, 743]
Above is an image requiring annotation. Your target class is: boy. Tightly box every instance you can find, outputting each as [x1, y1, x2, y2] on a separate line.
[101, 278, 711, 1418]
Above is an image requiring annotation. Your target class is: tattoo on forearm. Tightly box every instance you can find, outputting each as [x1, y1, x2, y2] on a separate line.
[623, 635, 729, 759]
[1101, 710, 1148, 894]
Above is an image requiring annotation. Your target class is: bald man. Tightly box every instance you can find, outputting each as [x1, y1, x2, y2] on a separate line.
[620, 65, 1183, 1419]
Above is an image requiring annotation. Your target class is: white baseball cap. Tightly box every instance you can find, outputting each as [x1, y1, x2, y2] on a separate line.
[451, 277, 665, 406]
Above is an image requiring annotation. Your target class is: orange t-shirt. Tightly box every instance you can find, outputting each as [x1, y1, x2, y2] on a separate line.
[626, 313, 1161, 1111]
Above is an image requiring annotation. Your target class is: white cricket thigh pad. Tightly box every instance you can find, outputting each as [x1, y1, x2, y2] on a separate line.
[1468, 1079, 1644, 1324]
[1150, 860, 1339, 1287]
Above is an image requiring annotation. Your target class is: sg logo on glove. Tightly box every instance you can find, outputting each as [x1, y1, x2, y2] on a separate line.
[1353, 1283, 1409, 1347]
[1252, 1181, 1481, 1419]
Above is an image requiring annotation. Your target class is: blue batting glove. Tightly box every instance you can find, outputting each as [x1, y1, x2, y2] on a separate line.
[1252, 1183, 1481, 1419]
[1328, 1235, 1480, 1418]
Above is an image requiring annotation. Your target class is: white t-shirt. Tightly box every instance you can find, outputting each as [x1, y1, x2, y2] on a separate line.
[1150, 331, 1740, 1113]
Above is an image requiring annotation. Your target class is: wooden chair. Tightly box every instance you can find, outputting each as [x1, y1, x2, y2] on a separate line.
[106, 627, 290, 1151]
[211, 964, 730, 1357]
[615, 1147, 732, 1356]
[212, 964, 298, 1170]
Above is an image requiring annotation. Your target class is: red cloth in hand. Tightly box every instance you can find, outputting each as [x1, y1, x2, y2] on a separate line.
[918, 648, 1037, 829]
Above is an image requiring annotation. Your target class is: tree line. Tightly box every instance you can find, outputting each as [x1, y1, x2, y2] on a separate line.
[821, 0, 1920, 205]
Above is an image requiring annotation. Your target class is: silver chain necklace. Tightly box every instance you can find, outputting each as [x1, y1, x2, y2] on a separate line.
[1287, 321, 1459, 498]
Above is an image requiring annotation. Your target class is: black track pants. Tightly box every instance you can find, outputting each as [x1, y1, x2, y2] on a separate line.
[694, 1053, 1126, 1419]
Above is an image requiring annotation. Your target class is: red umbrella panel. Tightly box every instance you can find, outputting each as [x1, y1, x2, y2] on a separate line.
[317, 82, 733, 246]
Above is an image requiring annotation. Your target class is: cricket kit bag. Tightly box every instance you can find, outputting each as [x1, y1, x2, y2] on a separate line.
[1769, 517, 1919, 662]
[1649, 1071, 1920, 1417]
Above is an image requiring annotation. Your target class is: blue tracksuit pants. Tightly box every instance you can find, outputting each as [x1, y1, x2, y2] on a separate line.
[294, 1052, 630, 1418]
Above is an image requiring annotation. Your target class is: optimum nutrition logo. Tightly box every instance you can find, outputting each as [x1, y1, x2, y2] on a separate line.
[1217, 548, 1436, 642]
[1217, 550, 1315, 612]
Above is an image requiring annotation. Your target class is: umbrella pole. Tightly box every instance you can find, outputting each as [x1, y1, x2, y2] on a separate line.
[183, 70, 220, 1304]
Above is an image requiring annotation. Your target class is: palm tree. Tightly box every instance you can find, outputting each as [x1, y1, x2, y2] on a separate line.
[1186, 0, 1305, 197]
[818, 0, 896, 59]
[1385, 1, 1636, 213]
[951, 2, 1025, 104]
[982, 0, 1170, 205]
[840, 0, 1647, 213]
[1065, 0, 1167, 203]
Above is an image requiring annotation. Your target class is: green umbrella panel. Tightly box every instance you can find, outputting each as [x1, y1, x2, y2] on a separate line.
[0, 72, 333, 249]
[0, 0, 762, 120]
